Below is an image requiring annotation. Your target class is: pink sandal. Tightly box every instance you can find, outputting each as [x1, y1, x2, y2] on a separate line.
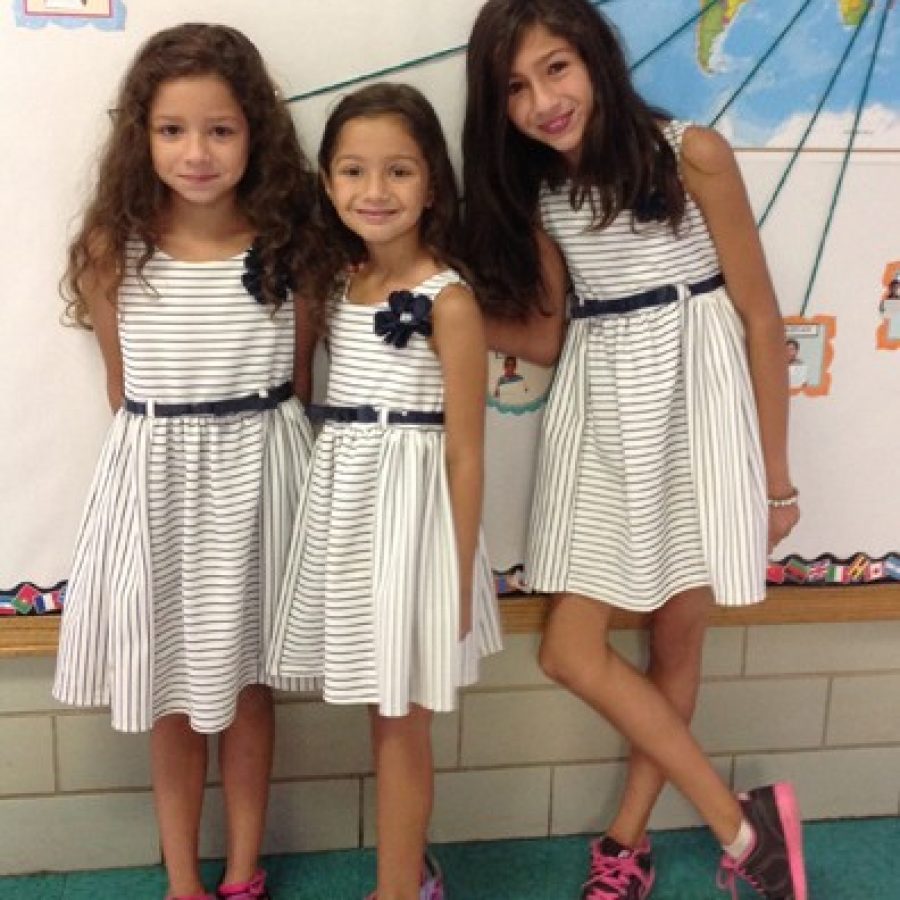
[217, 869, 270, 900]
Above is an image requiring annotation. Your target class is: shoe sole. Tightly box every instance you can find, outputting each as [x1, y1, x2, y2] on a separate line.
[772, 782, 808, 900]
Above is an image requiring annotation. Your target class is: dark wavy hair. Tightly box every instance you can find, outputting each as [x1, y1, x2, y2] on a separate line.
[314, 82, 467, 331]
[462, 0, 686, 318]
[64, 22, 333, 326]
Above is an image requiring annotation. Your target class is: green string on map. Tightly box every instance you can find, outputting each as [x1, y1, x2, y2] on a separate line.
[800, 0, 891, 317]
[757, 2, 874, 227]
[285, 44, 466, 104]
[709, 0, 815, 127]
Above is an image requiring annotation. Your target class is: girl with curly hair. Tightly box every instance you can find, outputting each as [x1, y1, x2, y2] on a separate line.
[53, 23, 332, 900]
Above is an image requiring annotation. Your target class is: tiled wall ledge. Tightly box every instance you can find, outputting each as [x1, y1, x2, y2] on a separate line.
[2, 585, 899, 658]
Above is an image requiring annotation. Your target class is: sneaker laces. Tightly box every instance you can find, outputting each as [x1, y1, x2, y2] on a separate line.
[582, 840, 646, 899]
[717, 852, 764, 900]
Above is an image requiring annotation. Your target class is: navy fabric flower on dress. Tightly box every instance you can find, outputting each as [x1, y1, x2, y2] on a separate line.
[242, 240, 291, 306]
[634, 189, 669, 223]
[373, 291, 433, 348]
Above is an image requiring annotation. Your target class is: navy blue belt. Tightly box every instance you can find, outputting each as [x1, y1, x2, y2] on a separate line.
[124, 381, 293, 417]
[309, 404, 444, 426]
[570, 272, 725, 319]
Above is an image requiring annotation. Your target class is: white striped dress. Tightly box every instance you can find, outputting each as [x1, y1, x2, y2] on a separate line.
[53, 246, 315, 733]
[268, 270, 503, 716]
[527, 121, 767, 611]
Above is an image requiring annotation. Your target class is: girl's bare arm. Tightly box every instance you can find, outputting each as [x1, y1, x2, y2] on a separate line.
[81, 245, 124, 412]
[682, 125, 798, 551]
[433, 283, 489, 638]
[292, 293, 317, 406]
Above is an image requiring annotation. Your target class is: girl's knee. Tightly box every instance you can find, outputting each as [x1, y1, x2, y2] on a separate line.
[537, 637, 564, 683]
[539, 635, 592, 689]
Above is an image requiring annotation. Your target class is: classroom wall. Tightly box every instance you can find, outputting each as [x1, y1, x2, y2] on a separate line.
[4, 622, 900, 875]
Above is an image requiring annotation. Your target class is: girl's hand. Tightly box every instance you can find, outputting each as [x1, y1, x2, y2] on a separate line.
[768, 503, 800, 555]
[459, 588, 473, 641]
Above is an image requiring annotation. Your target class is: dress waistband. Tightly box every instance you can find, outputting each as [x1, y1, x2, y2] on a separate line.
[123, 381, 293, 418]
[570, 272, 725, 319]
[309, 404, 444, 427]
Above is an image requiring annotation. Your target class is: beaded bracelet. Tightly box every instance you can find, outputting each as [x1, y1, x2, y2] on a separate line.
[768, 488, 799, 509]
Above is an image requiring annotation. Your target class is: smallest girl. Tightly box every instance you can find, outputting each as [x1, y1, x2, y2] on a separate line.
[268, 84, 503, 900]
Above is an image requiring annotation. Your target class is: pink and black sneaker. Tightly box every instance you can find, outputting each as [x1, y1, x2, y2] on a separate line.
[216, 869, 269, 900]
[717, 783, 807, 899]
[581, 834, 656, 899]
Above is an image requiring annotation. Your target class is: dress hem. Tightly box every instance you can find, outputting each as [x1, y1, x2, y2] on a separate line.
[527, 578, 766, 612]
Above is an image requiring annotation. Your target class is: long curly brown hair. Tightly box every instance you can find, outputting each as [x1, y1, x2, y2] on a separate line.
[63, 22, 334, 326]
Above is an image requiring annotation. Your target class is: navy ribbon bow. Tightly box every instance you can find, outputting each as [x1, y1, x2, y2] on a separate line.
[242, 241, 291, 306]
[373, 291, 433, 348]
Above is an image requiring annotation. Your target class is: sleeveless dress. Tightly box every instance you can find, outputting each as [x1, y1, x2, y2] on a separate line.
[53, 246, 315, 733]
[268, 270, 503, 716]
[527, 121, 767, 611]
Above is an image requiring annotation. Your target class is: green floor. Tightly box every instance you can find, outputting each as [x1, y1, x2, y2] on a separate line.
[2, 818, 897, 899]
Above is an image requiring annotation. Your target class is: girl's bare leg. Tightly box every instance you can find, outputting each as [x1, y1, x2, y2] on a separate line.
[605, 587, 714, 846]
[539, 592, 742, 845]
[370, 704, 434, 900]
[219, 684, 274, 886]
[152, 714, 208, 897]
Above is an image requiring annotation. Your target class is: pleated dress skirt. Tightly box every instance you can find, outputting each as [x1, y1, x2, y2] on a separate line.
[527, 283, 768, 611]
[53, 249, 317, 733]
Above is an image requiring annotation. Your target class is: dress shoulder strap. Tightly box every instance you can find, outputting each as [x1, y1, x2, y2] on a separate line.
[662, 119, 695, 154]
[414, 268, 465, 301]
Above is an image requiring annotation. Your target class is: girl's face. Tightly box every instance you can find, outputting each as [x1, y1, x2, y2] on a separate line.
[149, 75, 249, 212]
[324, 114, 431, 251]
[506, 23, 594, 166]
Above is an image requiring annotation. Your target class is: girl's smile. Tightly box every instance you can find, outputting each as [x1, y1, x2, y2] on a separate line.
[506, 23, 594, 165]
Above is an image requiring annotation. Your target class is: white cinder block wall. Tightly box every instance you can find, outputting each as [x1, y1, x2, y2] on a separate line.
[3, 621, 900, 876]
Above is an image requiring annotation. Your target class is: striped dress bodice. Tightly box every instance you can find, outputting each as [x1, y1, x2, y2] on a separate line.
[325, 275, 452, 415]
[539, 121, 720, 301]
[119, 246, 294, 403]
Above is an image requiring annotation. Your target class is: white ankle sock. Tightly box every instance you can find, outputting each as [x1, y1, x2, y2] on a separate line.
[723, 818, 755, 860]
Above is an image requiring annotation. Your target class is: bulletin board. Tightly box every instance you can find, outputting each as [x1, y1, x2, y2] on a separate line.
[2, 0, 899, 650]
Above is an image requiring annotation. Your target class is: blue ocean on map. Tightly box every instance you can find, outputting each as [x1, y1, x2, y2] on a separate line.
[600, 0, 898, 147]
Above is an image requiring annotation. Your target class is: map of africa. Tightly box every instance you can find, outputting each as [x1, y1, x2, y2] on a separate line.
[603, 0, 898, 148]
